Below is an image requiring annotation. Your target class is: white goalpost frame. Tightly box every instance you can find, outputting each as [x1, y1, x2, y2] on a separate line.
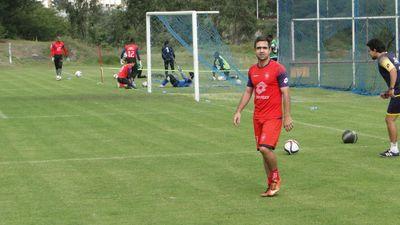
[290, 0, 399, 88]
[146, 10, 219, 102]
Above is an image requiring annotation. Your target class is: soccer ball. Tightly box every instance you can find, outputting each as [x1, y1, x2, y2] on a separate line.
[113, 73, 118, 79]
[75, 71, 82, 78]
[342, 130, 358, 144]
[56, 75, 62, 81]
[142, 81, 148, 87]
[283, 139, 300, 155]
[217, 76, 226, 81]
[235, 79, 242, 85]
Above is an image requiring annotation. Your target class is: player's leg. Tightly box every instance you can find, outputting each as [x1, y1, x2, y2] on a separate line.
[380, 98, 400, 157]
[164, 60, 169, 76]
[54, 55, 63, 80]
[170, 60, 175, 73]
[168, 74, 179, 87]
[258, 119, 282, 197]
[253, 119, 270, 194]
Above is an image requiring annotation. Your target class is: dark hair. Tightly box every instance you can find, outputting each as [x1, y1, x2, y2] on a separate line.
[129, 38, 135, 43]
[164, 40, 169, 45]
[213, 51, 219, 58]
[254, 36, 271, 48]
[367, 38, 386, 53]
[189, 72, 194, 79]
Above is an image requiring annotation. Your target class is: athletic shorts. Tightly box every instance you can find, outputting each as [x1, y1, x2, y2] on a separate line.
[387, 96, 400, 115]
[253, 118, 282, 150]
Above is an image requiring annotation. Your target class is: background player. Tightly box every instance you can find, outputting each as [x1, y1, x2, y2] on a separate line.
[162, 40, 176, 76]
[367, 38, 400, 157]
[160, 66, 193, 88]
[233, 36, 293, 197]
[120, 38, 141, 80]
[50, 34, 68, 80]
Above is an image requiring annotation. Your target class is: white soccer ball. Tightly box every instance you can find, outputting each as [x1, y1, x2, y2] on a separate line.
[56, 75, 62, 81]
[113, 73, 118, 79]
[217, 76, 226, 81]
[235, 79, 242, 85]
[283, 139, 300, 155]
[142, 81, 148, 87]
[75, 71, 82, 78]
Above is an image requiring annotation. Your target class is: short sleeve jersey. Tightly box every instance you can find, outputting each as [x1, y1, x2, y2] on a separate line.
[247, 60, 289, 120]
[377, 52, 400, 90]
[124, 44, 139, 59]
[118, 64, 132, 78]
[50, 41, 68, 56]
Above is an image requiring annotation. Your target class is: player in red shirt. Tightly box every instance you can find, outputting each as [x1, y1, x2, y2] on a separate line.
[117, 62, 136, 89]
[120, 38, 141, 81]
[233, 36, 293, 197]
[50, 35, 68, 80]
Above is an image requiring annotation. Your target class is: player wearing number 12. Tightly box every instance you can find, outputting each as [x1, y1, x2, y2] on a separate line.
[233, 36, 293, 197]
[120, 38, 141, 80]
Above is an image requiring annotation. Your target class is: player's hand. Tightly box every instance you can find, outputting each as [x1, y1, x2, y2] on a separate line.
[380, 91, 390, 99]
[51, 57, 54, 62]
[233, 112, 241, 127]
[283, 115, 294, 132]
[120, 59, 125, 65]
[388, 88, 395, 97]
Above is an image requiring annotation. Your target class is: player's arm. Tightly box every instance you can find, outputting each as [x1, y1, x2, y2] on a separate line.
[379, 57, 397, 97]
[233, 78, 253, 126]
[278, 68, 293, 131]
[281, 86, 293, 132]
[120, 49, 126, 59]
[136, 49, 141, 61]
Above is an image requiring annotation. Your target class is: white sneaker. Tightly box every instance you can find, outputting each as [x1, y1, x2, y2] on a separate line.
[56, 75, 62, 81]
[159, 84, 165, 88]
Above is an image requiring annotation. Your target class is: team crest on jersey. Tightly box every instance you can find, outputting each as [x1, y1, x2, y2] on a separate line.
[256, 81, 267, 94]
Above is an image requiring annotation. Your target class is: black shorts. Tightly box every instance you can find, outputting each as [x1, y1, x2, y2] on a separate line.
[126, 57, 137, 64]
[387, 96, 400, 114]
[54, 55, 63, 69]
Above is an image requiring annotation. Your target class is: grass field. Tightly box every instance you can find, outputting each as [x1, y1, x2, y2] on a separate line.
[1, 64, 400, 225]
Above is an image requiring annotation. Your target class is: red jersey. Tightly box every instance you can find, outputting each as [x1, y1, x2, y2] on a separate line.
[50, 41, 68, 56]
[247, 60, 289, 120]
[124, 44, 139, 59]
[118, 64, 132, 78]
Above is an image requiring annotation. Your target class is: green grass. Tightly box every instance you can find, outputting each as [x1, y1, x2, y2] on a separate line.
[0, 64, 399, 225]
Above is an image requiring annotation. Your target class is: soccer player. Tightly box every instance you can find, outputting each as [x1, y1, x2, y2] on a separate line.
[120, 38, 141, 80]
[212, 51, 231, 80]
[116, 62, 136, 89]
[367, 38, 400, 157]
[233, 36, 293, 197]
[50, 34, 68, 80]
[267, 34, 278, 61]
[160, 66, 193, 88]
[162, 40, 176, 76]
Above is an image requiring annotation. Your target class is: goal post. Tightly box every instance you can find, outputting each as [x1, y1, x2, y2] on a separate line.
[146, 11, 219, 102]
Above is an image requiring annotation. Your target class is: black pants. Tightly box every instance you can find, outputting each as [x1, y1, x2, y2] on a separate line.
[164, 60, 175, 76]
[117, 77, 133, 87]
[54, 55, 63, 70]
[167, 74, 179, 87]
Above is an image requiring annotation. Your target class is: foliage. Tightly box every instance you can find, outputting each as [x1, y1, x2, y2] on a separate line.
[0, 0, 68, 40]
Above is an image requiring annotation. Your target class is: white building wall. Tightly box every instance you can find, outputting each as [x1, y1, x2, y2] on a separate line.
[38, 0, 122, 8]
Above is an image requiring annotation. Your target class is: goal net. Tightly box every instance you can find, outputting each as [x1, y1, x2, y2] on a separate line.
[278, 0, 399, 95]
[146, 11, 246, 101]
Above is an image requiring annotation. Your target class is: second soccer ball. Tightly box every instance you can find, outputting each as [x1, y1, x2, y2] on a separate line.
[283, 139, 300, 155]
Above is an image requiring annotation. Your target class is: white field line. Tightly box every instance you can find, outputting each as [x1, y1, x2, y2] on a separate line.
[0, 110, 8, 119]
[0, 151, 254, 165]
[208, 101, 388, 141]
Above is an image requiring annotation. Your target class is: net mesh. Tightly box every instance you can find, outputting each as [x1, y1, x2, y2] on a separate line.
[279, 0, 398, 95]
[149, 13, 246, 95]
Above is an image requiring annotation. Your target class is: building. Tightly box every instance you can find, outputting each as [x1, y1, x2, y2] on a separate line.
[38, 0, 123, 8]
